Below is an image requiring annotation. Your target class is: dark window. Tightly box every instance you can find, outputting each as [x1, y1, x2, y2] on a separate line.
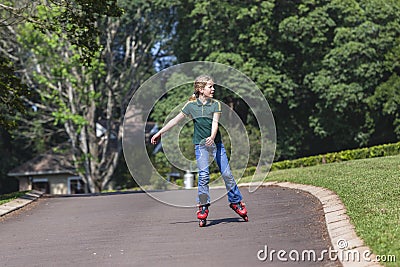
[70, 179, 85, 194]
[33, 181, 50, 194]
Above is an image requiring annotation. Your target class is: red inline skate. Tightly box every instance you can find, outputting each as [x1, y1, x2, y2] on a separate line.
[197, 204, 209, 227]
[229, 201, 248, 222]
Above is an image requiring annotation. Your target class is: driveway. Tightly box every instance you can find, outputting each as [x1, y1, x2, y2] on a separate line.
[0, 186, 340, 266]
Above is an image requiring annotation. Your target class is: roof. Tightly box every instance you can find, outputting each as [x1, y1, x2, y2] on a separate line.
[8, 147, 76, 177]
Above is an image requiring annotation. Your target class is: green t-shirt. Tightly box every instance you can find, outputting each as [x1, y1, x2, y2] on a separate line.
[181, 98, 222, 144]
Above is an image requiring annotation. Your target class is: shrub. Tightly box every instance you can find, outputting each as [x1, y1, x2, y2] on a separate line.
[270, 142, 400, 171]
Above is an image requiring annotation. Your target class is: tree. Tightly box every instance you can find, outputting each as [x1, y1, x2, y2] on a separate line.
[306, 0, 400, 147]
[0, 1, 39, 193]
[172, 0, 400, 159]
[0, 56, 30, 129]
[0, 0, 122, 63]
[0, 1, 32, 130]
[14, 0, 176, 193]
[0, 0, 123, 129]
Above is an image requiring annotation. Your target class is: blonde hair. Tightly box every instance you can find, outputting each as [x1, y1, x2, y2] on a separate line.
[189, 75, 213, 101]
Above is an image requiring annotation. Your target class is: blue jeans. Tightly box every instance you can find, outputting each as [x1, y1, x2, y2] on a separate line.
[195, 143, 243, 205]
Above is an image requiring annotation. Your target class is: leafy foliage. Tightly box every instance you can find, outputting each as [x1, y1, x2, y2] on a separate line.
[33, 0, 123, 65]
[0, 56, 30, 129]
[172, 0, 400, 159]
[268, 141, 400, 170]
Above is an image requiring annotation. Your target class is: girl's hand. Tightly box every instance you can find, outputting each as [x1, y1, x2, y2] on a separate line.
[205, 136, 215, 146]
[150, 112, 186, 145]
[151, 132, 161, 145]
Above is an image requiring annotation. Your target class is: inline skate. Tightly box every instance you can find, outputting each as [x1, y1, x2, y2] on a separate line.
[229, 201, 248, 222]
[197, 204, 210, 227]
[197, 194, 210, 227]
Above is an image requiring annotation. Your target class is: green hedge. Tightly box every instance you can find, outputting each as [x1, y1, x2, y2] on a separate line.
[271, 142, 400, 171]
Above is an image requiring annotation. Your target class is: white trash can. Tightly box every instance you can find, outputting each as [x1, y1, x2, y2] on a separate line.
[183, 170, 194, 189]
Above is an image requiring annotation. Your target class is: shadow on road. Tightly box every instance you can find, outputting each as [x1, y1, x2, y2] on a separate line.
[43, 190, 148, 198]
[170, 217, 243, 227]
[207, 217, 244, 226]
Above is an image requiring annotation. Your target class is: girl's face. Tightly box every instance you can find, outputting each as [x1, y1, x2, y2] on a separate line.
[200, 80, 215, 98]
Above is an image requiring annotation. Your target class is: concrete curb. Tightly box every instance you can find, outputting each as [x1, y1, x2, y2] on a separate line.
[0, 190, 44, 217]
[238, 181, 383, 267]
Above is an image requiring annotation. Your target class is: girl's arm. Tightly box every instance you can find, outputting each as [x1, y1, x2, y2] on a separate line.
[205, 112, 221, 146]
[150, 112, 186, 144]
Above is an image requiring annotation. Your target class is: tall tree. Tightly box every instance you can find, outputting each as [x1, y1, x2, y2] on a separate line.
[305, 0, 400, 148]
[0, 1, 33, 130]
[14, 0, 176, 192]
[0, 0, 123, 129]
[172, 0, 400, 159]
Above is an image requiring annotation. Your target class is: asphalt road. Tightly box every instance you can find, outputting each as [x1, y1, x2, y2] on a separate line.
[0, 186, 340, 267]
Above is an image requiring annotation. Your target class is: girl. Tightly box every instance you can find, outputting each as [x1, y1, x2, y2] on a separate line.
[150, 75, 248, 227]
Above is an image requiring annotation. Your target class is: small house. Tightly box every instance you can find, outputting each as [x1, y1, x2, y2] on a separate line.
[7, 148, 86, 195]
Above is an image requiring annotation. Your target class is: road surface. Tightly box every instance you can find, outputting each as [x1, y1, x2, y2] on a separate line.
[0, 186, 340, 266]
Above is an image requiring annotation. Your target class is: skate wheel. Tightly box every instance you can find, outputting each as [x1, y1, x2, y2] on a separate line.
[243, 216, 249, 222]
[199, 220, 206, 227]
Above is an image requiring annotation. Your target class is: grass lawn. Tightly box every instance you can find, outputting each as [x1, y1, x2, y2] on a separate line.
[0, 191, 27, 206]
[239, 155, 399, 266]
